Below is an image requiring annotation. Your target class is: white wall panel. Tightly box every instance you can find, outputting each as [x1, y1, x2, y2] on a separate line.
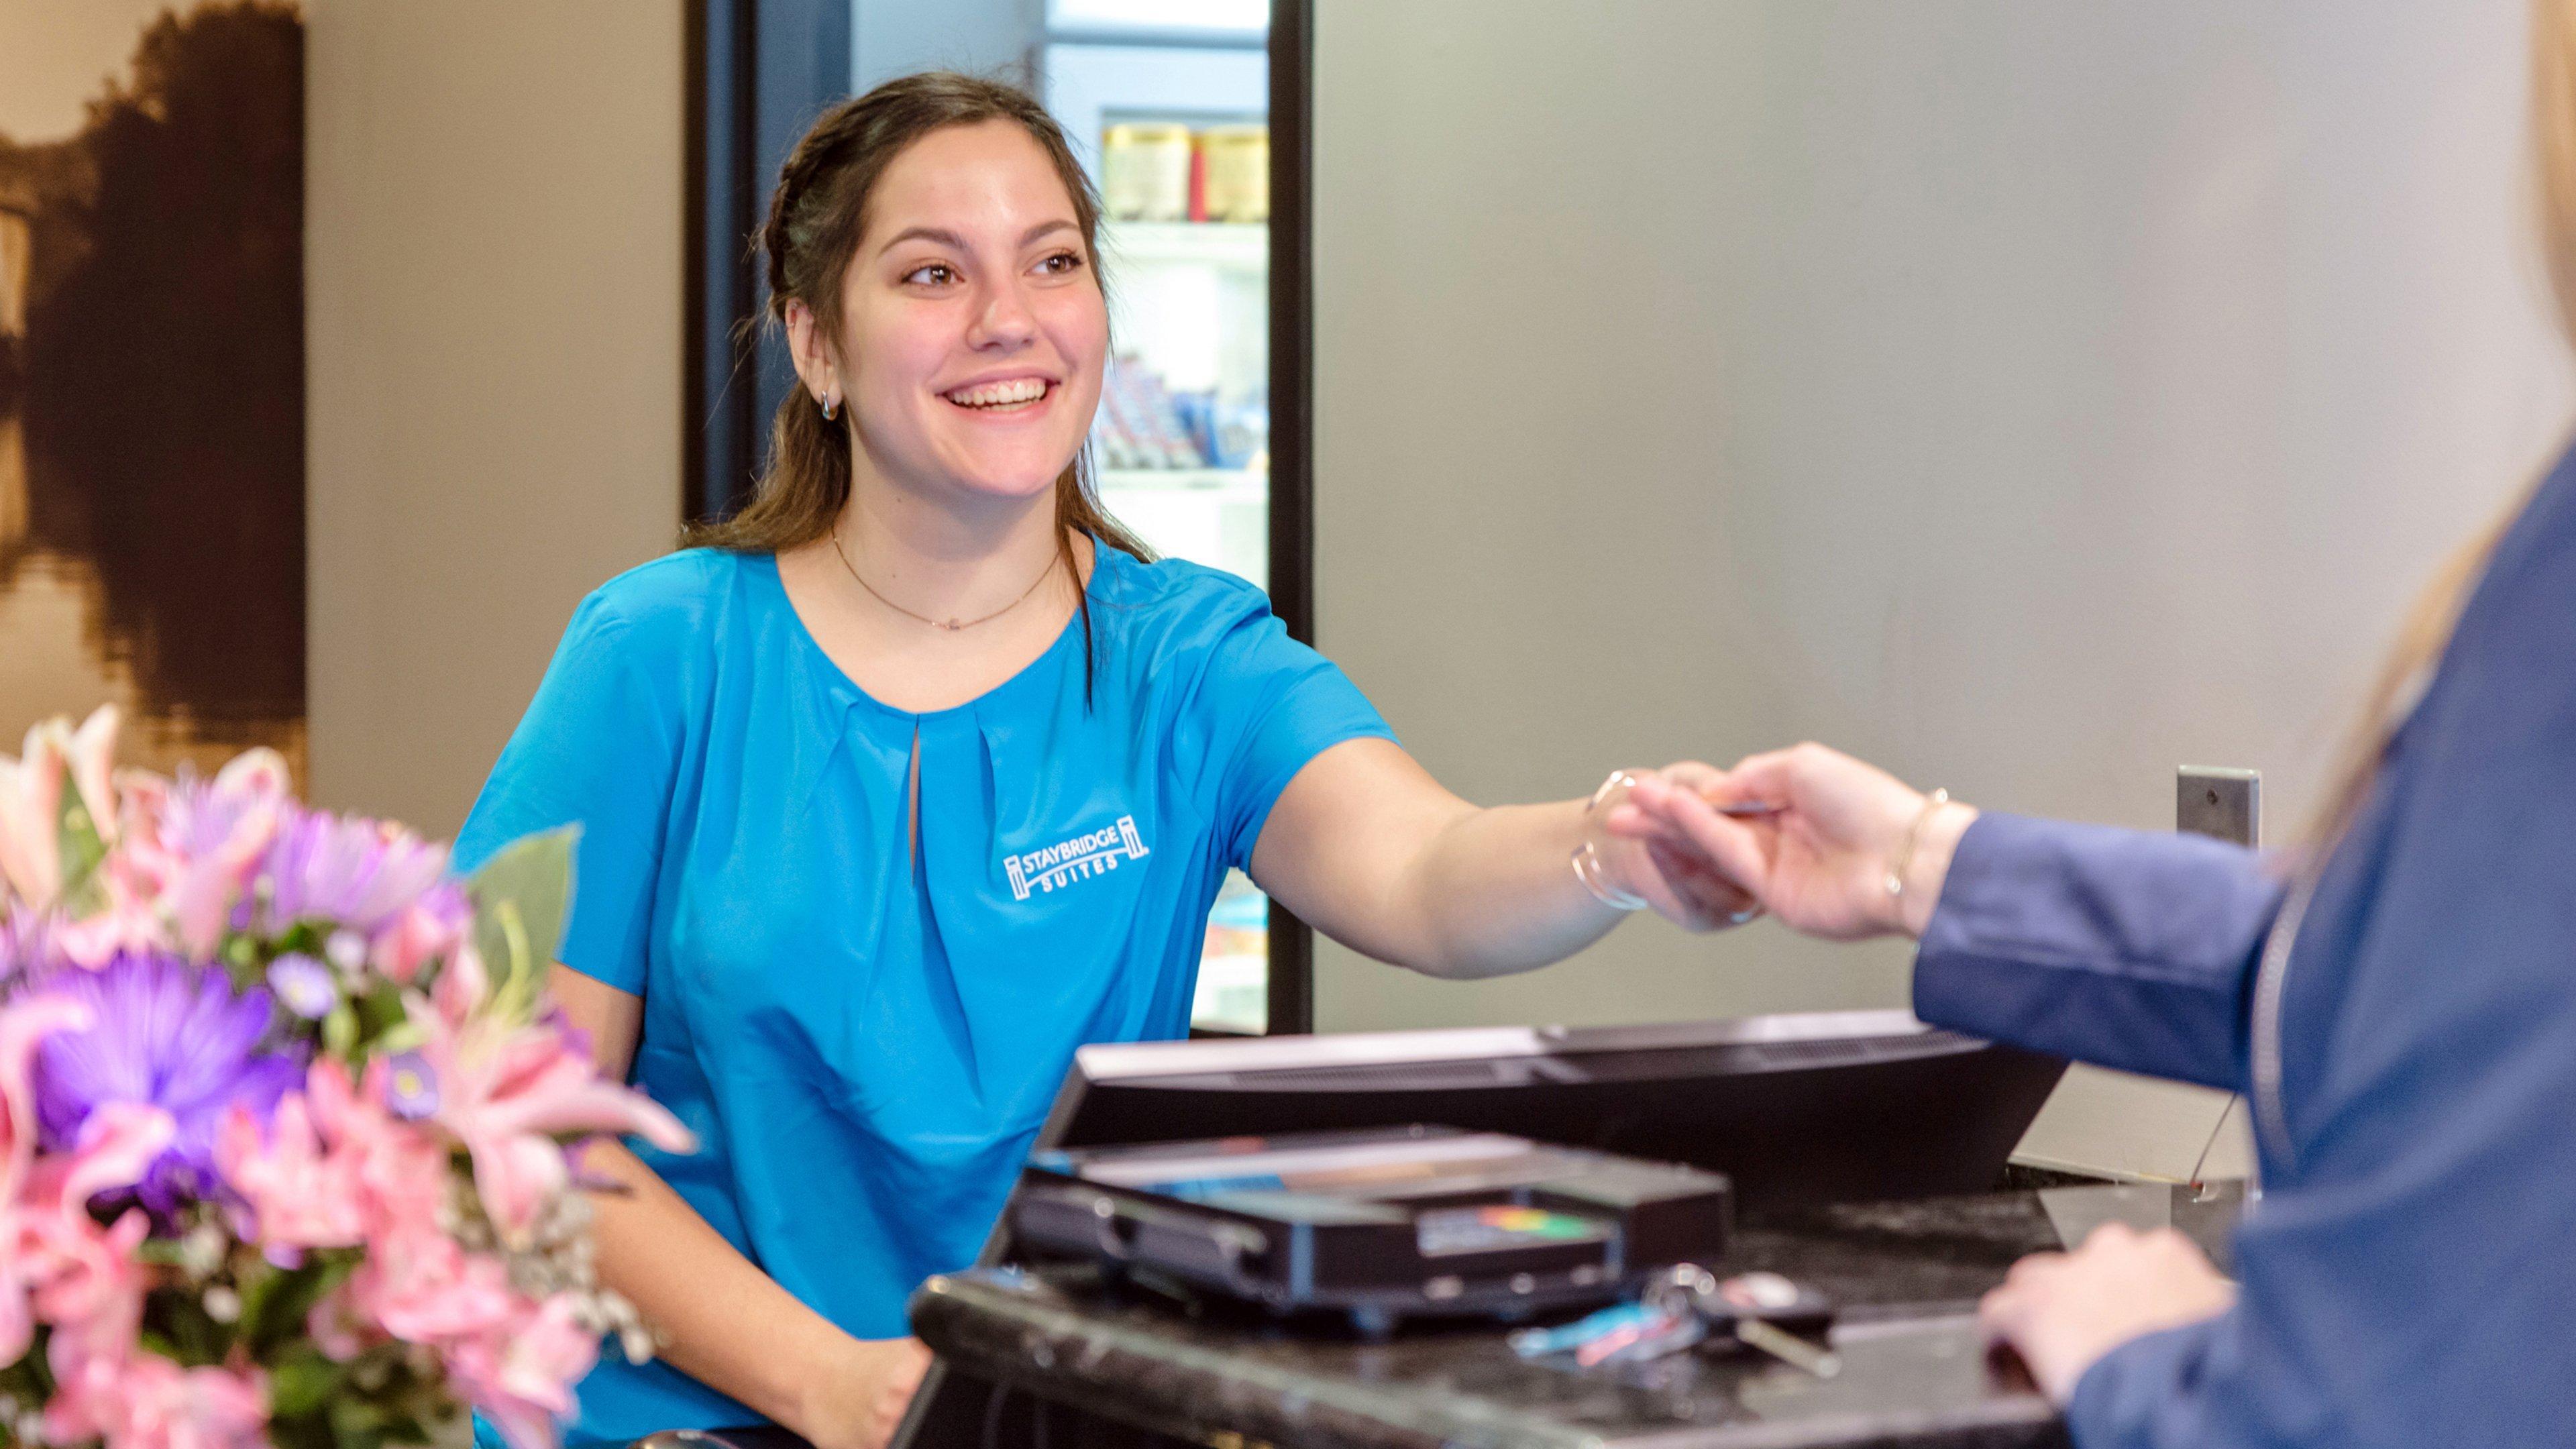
[1309, 0, 2567, 1174]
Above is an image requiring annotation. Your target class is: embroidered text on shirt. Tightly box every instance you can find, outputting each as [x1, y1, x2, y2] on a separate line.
[1005, 816, 1151, 901]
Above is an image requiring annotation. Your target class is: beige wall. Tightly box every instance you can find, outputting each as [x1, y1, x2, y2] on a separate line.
[307, 0, 685, 839]
[1309, 0, 2571, 1177]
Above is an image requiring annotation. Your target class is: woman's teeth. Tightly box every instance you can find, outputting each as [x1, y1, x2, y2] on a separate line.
[945, 378, 1049, 411]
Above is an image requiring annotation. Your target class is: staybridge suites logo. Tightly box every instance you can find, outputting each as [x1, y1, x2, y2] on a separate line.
[1005, 816, 1151, 901]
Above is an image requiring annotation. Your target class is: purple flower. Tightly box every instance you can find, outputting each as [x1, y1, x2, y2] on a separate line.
[265, 953, 338, 1020]
[156, 757, 286, 862]
[382, 1051, 440, 1120]
[32, 951, 303, 1216]
[255, 805, 451, 937]
[0, 905, 54, 991]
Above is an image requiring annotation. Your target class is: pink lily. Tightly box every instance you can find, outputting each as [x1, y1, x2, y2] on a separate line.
[415, 1003, 693, 1246]
[447, 1293, 599, 1449]
[15, 1103, 175, 1364]
[413, 958, 692, 1244]
[122, 749, 290, 958]
[347, 1218, 520, 1344]
[0, 707, 121, 910]
[1, 993, 93, 1362]
[218, 1059, 449, 1251]
[46, 1339, 270, 1449]
[215, 1091, 368, 1252]
[328, 1058, 453, 1235]
[370, 879, 470, 986]
[48, 897, 172, 970]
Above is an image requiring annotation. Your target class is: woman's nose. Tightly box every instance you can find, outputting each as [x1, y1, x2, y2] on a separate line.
[965, 280, 1040, 350]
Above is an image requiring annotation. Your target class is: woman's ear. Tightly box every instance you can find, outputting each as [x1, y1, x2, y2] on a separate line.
[783, 297, 838, 406]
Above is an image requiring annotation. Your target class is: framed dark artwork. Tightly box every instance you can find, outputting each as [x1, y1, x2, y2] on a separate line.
[0, 1, 305, 780]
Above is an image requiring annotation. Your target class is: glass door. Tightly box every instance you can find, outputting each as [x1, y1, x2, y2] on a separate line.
[1040, 2, 1280, 1034]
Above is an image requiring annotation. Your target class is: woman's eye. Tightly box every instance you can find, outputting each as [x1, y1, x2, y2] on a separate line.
[1036, 251, 1084, 276]
[904, 263, 958, 286]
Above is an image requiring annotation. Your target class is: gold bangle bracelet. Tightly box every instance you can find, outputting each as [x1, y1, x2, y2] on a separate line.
[1884, 788, 1950, 901]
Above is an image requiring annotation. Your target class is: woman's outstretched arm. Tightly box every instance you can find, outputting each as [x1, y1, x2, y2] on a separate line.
[1246, 739, 1754, 977]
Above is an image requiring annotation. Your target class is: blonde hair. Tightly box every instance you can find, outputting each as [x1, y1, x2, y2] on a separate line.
[2310, 0, 2576, 845]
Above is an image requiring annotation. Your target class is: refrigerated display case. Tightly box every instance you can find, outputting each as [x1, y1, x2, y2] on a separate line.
[1040, 1, 1286, 1035]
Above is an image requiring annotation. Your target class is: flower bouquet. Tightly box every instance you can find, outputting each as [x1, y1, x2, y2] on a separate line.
[0, 710, 693, 1449]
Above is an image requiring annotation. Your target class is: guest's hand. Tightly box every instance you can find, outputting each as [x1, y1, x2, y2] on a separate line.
[1595, 763, 1766, 930]
[799, 1334, 932, 1449]
[1609, 743, 1975, 939]
[1979, 1223, 2238, 1403]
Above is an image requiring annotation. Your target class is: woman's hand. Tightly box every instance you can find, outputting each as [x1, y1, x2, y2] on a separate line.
[1609, 743, 1975, 939]
[1594, 762, 1764, 931]
[1979, 1223, 2238, 1403]
[795, 1335, 933, 1449]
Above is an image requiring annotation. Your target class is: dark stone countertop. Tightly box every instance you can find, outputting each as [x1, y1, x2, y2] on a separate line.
[909, 1183, 2245, 1449]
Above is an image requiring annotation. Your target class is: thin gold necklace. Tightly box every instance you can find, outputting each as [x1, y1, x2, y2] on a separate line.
[828, 526, 1059, 632]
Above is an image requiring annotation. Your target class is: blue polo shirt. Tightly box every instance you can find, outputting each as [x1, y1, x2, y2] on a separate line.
[453, 543, 1393, 1445]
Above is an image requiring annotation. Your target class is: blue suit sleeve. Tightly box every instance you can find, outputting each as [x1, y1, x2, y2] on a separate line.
[1171, 586, 1395, 871]
[452, 594, 684, 996]
[1913, 812, 2286, 1090]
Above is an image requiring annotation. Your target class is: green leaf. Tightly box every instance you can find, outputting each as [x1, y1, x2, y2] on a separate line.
[353, 979, 410, 1048]
[322, 1003, 358, 1059]
[54, 777, 108, 916]
[329, 1387, 400, 1449]
[234, 1262, 284, 1344]
[133, 1238, 193, 1267]
[268, 1349, 342, 1419]
[467, 826, 578, 1021]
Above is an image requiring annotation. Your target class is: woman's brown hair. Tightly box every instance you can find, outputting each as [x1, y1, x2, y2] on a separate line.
[689, 72, 1153, 684]
[2308, 0, 2576, 846]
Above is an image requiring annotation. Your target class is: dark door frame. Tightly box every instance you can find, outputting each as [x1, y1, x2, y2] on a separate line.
[684, 0, 852, 527]
[1263, 0, 1317, 1035]
[683, 0, 1320, 1034]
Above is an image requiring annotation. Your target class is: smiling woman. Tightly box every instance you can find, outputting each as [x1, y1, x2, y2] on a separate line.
[451, 70, 1767, 1449]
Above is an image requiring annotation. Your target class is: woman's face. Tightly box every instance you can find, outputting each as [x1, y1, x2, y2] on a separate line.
[828, 120, 1107, 504]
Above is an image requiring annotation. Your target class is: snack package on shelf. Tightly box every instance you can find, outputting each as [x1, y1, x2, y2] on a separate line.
[1201, 125, 1269, 224]
[1092, 356, 1206, 470]
[1101, 122, 1193, 223]
[1100, 121, 1269, 225]
[1091, 358, 1154, 470]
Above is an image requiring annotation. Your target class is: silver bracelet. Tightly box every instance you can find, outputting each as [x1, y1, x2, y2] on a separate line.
[1572, 769, 1650, 912]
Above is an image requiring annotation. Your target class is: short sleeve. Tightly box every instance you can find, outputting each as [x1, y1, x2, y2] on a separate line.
[451, 594, 684, 996]
[1174, 593, 1395, 870]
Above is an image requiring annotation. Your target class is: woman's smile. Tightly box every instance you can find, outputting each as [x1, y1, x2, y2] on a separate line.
[940, 372, 1058, 415]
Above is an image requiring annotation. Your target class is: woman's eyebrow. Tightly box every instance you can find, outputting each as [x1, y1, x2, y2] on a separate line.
[878, 219, 1080, 256]
[879, 225, 967, 256]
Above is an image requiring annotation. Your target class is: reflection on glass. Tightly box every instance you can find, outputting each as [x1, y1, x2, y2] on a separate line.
[1189, 869, 1269, 1034]
[1042, 17, 1275, 1031]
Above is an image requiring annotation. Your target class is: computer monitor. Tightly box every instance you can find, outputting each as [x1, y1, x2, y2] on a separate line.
[1027, 1009, 2065, 1218]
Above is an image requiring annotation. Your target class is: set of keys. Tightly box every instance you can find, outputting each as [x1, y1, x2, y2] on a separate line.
[1508, 1267, 1840, 1378]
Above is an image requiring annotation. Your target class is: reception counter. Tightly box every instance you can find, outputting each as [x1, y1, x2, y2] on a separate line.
[904, 1181, 2244, 1448]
